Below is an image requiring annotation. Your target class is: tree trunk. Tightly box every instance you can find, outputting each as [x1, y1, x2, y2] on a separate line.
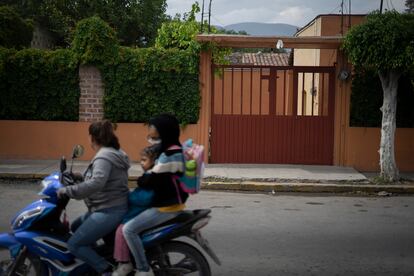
[378, 70, 401, 182]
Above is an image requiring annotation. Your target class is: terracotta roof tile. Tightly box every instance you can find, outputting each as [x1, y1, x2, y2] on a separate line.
[228, 52, 290, 66]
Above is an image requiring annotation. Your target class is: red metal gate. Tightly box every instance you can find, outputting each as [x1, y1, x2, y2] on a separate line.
[210, 65, 336, 164]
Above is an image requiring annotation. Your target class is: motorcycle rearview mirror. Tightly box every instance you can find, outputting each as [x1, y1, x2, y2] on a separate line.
[71, 145, 84, 159]
[70, 144, 84, 173]
[60, 157, 67, 173]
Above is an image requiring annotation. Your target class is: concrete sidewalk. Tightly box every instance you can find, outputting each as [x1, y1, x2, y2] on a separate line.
[0, 159, 413, 194]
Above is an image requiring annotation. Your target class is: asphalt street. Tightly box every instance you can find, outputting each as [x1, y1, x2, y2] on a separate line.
[0, 180, 413, 276]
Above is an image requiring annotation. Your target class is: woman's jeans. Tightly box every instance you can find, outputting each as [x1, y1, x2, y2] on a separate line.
[123, 208, 180, 271]
[68, 205, 127, 273]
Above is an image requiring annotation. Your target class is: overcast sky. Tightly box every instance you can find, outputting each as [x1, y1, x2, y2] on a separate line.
[166, 0, 406, 27]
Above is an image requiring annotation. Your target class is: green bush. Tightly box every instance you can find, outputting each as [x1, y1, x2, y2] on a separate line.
[0, 47, 80, 120]
[0, 15, 201, 123]
[350, 68, 414, 128]
[0, 5, 33, 49]
[102, 47, 200, 124]
[72, 16, 119, 66]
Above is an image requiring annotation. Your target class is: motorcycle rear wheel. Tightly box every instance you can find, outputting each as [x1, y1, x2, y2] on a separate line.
[0, 247, 42, 276]
[149, 241, 211, 276]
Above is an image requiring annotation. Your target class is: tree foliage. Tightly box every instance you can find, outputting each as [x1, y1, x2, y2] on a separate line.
[342, 11, 414, 73]
[0, 5, 33, 49]
[155, 2, 231, 65]
[0, 47, 80, 120]
[72, 16, 119, 66]
[218, 29, 248, 35]
[0, 0, 167, 47]
[406, 0, 414, 13]
[342, 11, 414, 182]
[155, 3, 201, 52]
[350, 68, 414, 128]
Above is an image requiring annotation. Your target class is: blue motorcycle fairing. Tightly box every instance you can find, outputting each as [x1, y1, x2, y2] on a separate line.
[14, 231, 74, 263]
[142, 223, 180, 246]
[11, 199, 56, 232]
[39, 172, 63, 203]
[0, 232, 19, 248]
[0, 232, 22, 258]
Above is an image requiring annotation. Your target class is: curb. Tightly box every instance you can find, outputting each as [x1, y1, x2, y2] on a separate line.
[201, 181, 414, 194]
[1, 173, 413, 194]
[0, 173, 140, 187]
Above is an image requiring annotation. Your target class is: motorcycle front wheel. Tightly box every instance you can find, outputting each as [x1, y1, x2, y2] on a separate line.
[149, 241, 211, 276]
[0, 246, 43, 276]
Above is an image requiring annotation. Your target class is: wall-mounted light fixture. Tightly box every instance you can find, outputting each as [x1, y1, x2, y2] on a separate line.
[338, 69, 350, 81]
[276, 39, 284, 50]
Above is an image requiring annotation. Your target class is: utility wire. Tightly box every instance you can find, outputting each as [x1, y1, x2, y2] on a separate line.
[388, 0, 395, 10]
[328, 2, 343, 14]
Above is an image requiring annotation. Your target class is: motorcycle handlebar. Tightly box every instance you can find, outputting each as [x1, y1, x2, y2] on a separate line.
[61, 172, 75, 187]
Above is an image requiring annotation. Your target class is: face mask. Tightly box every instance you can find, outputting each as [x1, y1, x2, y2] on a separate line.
[147, 137, 161, 145]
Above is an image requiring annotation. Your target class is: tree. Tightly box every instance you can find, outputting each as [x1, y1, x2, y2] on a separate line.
[0, 5, 33, 48]
[406, 0, 414, 13]
[0, 0, 167, 47]
[342, 11, 414, 182]
[218, 28, 248, 35]
[155, 2, 231, 66]
[155, 3, 201, 52]
[71, 16, 119, 66]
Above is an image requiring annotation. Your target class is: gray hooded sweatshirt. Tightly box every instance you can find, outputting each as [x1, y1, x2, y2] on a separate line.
[63, 147, 130, 212]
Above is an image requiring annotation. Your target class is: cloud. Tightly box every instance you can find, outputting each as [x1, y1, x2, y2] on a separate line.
[213, 6, 315, 27]
[216, 8, 278, 26]
[165, 0, 194, 16]
[165, 0, 407, 27]
[277, 6, 314, 26]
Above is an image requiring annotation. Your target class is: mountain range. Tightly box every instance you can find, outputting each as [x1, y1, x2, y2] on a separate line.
[221, 22, 299, 36]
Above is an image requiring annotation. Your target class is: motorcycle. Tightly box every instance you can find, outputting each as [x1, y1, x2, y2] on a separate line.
[0, 145, 220, 276]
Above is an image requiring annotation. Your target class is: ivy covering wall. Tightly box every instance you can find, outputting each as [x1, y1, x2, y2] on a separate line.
[350, 68, 414, 128]
[0, 48, 80, 120]
[0, 16, 201, 124]
[72, 16, 200, 124]
[101, 47, 199, 124]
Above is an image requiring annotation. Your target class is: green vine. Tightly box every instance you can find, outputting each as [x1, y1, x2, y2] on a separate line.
[101, 47, 200, 124]
[350, 67, 414, 128]
[0, 47, 80, 120]
[72, 16, 119, 66]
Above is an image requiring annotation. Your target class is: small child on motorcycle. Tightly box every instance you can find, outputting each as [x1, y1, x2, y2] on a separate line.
[112, 145, 160, 276]
[119, 114, 189, 276]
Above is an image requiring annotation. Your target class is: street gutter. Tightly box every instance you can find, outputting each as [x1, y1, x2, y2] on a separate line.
[1, 173, 413, 194]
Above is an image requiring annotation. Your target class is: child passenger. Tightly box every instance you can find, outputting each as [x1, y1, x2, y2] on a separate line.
[121, 114, 189, 276]
[112, 145, 159, 276]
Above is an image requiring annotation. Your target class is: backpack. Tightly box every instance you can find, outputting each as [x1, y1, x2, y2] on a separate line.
[179, 139, 205, 194]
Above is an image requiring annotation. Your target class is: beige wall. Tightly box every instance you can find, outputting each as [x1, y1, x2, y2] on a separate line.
[2, 98, 413, 172]
[0, 53, 211, 164]
[294, 17, 321, 66]
[0, 121, 199, 162]
[295, 15, 366, 67]
[345, 128, 414, 172]
[320, 16, 366, 36]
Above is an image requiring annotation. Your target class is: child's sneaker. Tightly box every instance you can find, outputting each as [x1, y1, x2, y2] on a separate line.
[112, 262, 133, 276]
[134, 268, 154, 276]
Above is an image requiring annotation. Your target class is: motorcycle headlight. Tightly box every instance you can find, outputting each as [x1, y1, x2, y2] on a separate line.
[13, 206, 45, 229]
